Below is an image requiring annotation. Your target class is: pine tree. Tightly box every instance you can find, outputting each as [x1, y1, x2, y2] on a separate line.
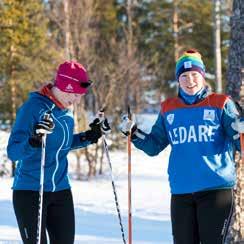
[0, 0, 59, 176]
[0, 0, 59, 122]
[134, 0, 231, 95]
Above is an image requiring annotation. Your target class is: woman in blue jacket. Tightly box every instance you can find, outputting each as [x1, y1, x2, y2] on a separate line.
[7, 61, 110, 244]
[120, 49, 242, 244]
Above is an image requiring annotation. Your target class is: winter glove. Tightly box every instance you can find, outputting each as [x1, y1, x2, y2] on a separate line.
[81, 117, 111, 144]
[119, 115, 137, 136]
[29, 115, 55, 147]
[231, 118, 244, 133]
[95, 111, 111, 134]
[100, 117, 111, 134]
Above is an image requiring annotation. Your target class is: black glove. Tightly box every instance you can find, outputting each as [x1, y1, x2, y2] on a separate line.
[101, 118, 111, 134]
[29, 115, 55, 148]
[81, 118, 111, 144]
[84, 118, 102, 144]
[28, 135, 43, 148]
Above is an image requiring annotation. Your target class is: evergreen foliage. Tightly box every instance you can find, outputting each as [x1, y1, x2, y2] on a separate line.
[0, 0, 233, 119]
[0, 0, 59, 121]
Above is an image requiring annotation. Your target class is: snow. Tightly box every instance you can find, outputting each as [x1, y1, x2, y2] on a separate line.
[0, 114, 173, 244]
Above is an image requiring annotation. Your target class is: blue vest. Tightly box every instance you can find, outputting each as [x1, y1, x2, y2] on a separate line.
[161, 93, 236, 194]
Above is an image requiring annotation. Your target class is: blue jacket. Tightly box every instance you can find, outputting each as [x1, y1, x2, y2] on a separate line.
[133, 89, 239, 194]
[7, 92, 91, 192]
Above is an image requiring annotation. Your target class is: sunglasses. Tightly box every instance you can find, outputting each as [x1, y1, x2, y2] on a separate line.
[80, 80, 93, 88]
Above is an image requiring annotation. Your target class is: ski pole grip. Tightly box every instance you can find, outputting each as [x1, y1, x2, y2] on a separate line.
[97, 106, 107, 123]
[128, 106, 132, 120]
[99, 106, 106, 113]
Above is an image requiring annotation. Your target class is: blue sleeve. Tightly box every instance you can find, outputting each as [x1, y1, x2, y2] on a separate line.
[132, 113, 169, 156]
[222, 98, 240, 151]
[70, 132, 91, 150]
[7, 101, 39, 161]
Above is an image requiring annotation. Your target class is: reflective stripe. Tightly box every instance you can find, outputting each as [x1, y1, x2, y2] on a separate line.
[64, 121, 70, 147]
[59, 74, 79, 82]
[24, 227, 29, 239]
[222, 189, 234, 243]
[13, 160, 22, 189]
[51, 115, 66, 192]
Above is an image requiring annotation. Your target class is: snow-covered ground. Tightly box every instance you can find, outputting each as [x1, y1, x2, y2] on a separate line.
[0, 114, 173, 244]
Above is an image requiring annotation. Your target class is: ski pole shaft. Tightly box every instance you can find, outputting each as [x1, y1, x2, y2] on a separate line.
[127, 106, 132, 244]
[36, 133, 47, 244]
[128, 134, 132, 244]
[36, 112, 50, 244]
[102, 136, 127, 244]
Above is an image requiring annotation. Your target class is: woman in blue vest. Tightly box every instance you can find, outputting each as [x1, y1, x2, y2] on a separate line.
[7, 61, 110, 244]
[120, 49, 242, 244]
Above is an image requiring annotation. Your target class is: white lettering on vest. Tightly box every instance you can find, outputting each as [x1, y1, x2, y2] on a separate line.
[187, 125, 197, 143]
[173, 128, 179, 144]
[179, 127, 187, 143]
[198, 125, 208, 142]
[208, 125, 219, 141]
[169, 125, 219, 145]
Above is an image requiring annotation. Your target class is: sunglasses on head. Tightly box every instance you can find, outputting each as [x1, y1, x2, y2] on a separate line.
[80, 80, 93, 88]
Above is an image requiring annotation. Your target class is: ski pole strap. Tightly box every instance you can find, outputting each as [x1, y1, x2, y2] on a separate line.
[234, 101, 244, 117]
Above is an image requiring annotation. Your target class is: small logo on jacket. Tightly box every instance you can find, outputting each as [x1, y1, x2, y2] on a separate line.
[203, 109, 215, 121]
[167, 114, 174, 125]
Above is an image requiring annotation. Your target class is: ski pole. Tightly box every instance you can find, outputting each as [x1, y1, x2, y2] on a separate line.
[36, 112, 50, 244]
[97, 108, 126, 243]
[102, 135, 127, 244]
[127, 106, 132, 244]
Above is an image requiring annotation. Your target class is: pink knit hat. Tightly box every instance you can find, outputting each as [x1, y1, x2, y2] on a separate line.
[54, 61, 92, 94]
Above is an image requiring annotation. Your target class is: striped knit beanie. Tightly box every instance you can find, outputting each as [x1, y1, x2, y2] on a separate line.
[175, 49, 205, 80]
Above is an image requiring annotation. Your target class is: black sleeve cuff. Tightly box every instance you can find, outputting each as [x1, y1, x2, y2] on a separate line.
[80, 130, 99, 144]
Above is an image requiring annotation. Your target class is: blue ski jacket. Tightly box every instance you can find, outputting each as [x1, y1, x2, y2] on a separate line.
[132, 88, 240, 194]
[7, 91, 91, 192]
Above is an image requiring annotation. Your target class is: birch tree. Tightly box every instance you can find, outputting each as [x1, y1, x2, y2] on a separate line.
[213, 0, 222, 93]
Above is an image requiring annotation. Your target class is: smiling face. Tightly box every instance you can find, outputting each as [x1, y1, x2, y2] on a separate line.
[58, 91, 82, 108]
[178, 71, 205, 95]
[52, 86, 83, 108]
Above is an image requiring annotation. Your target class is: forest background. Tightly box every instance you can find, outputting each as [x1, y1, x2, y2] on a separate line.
[1, 0, 243, 181]
[0, 0, 244, 242]
[0, 0, 235, 124]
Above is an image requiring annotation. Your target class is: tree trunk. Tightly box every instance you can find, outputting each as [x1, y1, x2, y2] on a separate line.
[124, 0, 133, 110]
[213, 0, 222, 93]
[10, 77, 16, 177]
[10, 43, 16, 177]
[173, 0, 180, 62]
[226, 0, 244, 100]
[226, 0, 244, 242]
[64, 0, 73, 60]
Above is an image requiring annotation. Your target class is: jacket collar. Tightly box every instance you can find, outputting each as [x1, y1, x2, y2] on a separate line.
[39, 84, 65, 109]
